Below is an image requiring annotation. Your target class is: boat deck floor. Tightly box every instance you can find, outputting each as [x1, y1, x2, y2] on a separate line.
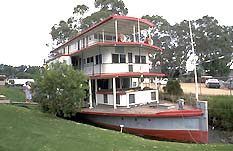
[82, 100, 196, 114]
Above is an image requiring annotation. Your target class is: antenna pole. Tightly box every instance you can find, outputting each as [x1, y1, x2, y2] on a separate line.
[189, 20, 199, 101]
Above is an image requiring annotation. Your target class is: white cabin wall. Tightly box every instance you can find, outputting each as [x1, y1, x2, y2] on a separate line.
[127, 90, 156, 105]
[96, 90, 157, 107]
[67, 45, 152, 75]
[100, 46, 151, 74]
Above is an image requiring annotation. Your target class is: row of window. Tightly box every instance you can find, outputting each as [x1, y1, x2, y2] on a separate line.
[83, 53, 146, 65]
[94, 33, 116, 41]
[85, 54, 102, 65]
[112, 54, 146, 64]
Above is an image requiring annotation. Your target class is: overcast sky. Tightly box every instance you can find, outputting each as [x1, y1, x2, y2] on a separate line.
[0, 0, 232, 67]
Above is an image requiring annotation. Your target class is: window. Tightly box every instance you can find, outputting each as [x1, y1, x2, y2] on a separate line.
[128, 53, 132, 63]
[135, 55, 140, 63]
[129, 94, 135, 104]
[151, 92, 156, 100]
[82, 38, 85, 48]
[99, 34, 103, 40]
[120, 54, 126, 63]
[112, 54, 125, 63]
[94, 34, 98, 39]
[95, 54, 102, 65]
[116, 95, 120, 104]
[135, 55, 146, 64]
[112, 54, 119, 63]
[105, 35, 112, 40]
[86, 36, 88, 46]
[87, 57, 93, 63]
[129, 65, 133, 72]
[104, 94, 108, 103]
[141, 56, 146, 64]
[78, 41, 80, 50]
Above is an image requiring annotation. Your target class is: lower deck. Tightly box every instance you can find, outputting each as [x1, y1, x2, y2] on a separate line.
[82, 100, 199, 116]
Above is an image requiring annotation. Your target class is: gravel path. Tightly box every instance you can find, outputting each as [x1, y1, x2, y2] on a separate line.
[180, 83, 232, 96]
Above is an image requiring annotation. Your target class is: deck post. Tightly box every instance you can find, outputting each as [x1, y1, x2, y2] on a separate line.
[115, 20, 118, 42]
[95, 79, 98, 106]
[137, 18, 141, 42]
[133, 25, 136, 42]
[102, 29, 105, 43]
[113, 77, 117, 109]
[89, 79, 93, 109]
[155, 77, 159, 103]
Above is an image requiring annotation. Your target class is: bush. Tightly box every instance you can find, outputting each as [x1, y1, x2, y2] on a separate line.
[33, 62, 88, 118]
[163, 80, 183, 95]
[206, 95, 233, 130]
[162, 80, 184, 102]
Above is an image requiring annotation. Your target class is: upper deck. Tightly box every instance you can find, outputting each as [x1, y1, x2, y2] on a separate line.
[46, 15, 161, 63]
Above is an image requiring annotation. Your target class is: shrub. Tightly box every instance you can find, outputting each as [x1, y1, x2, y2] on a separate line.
[33, 62, 88, 118]
[163, 80, 183, 95]
[162, 80, 184, 102]
[206, 95, 233, 130]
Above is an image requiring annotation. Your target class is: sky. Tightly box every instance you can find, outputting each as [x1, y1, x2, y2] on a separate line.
[0, 0, 232, 67]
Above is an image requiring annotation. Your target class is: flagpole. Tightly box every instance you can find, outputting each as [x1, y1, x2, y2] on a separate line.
[189, 20, 199, 101]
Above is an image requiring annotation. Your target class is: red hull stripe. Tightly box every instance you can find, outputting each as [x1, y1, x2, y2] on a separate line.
[88, 119, 208, 144]
[81, 109, 203, 117]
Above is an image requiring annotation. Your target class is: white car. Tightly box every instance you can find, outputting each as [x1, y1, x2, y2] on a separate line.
[205, 79, 220, 88]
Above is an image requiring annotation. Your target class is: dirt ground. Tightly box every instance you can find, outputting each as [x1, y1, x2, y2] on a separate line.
[180, 83, 233, 96]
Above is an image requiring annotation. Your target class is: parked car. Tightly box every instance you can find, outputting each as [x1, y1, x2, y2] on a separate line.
[223, 78, 233, 89]
[205, 78, 220, 88]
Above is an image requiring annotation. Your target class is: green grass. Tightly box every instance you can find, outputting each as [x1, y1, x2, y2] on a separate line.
[203, 95, 233, 130]
[0, 86, 25, 102]
[0, 105, 232, 151]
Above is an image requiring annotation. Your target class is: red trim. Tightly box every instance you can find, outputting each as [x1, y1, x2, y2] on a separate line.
[51, 15, 155, 53]
[96, 91, 126, 95]
[89, 72, 166, 79]
[70, 42, 163, 56]
[111, 16, 155, 27]
[81, 109, 203, 117]
[86, 119, 208, 144]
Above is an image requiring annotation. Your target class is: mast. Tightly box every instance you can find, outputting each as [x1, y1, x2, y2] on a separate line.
[189, 20, 199, 101]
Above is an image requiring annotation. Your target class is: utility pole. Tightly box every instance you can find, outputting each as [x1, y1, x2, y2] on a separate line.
[189, 20, 199, 101]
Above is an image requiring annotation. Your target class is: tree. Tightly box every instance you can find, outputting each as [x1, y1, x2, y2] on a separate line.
[0, 64, 42, 78]
[193, 16, 232, 76]
[33, 62, 88, 118]
[50, 0, 128, 45]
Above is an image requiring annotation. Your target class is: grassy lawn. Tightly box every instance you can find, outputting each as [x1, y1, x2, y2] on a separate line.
[0, 105, 232, 151]
[0, 86, 25, 102]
